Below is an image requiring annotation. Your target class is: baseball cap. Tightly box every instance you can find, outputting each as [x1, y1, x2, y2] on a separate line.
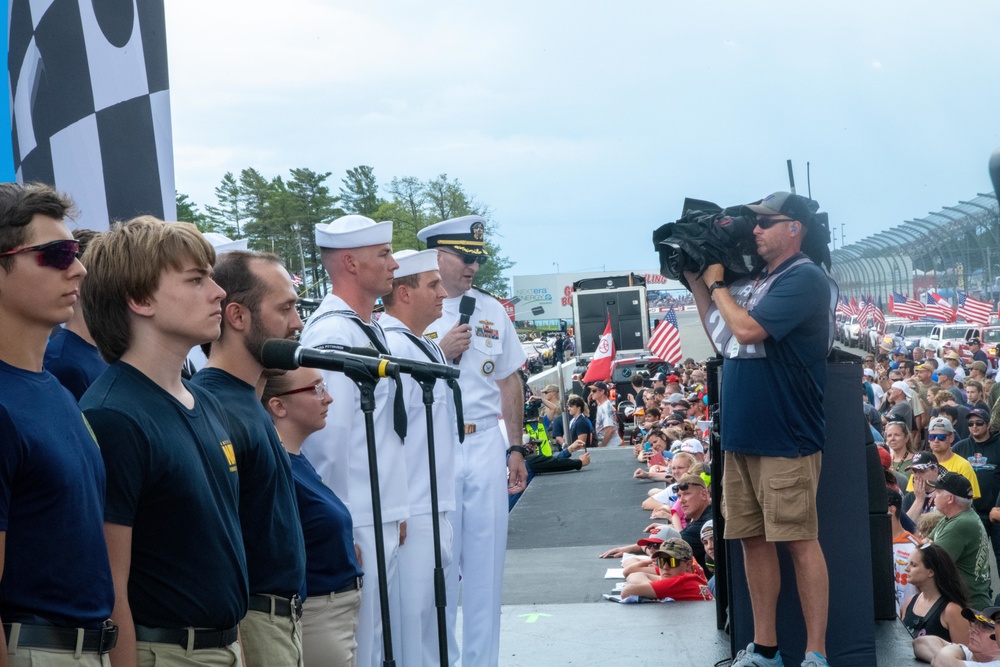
[891, 381, 913, 398]
[927, 471, 974, 499]
[652, 372, 667, 383]
[972, 360, 988, 373]
[587, 381, 608, 392]
[877, 446, 891, 469]
[637, 526, 682, 547]
[968, 337, 982, 346]
[943, 350, 961, 361]
[746, 191, 818, 225]
[542, 384, 559, 394]
[962, 607, 997, 628]
[938, 367, 956, 379]
[968, 408, 990, 422]
[886, 488, 903, 508]
[700, 520, 714, 540]
[916, 363, 934, 372]
[651, 537, 694, 561]
[680, 439, 705, 455]
[667, 393, 685, 404]
[905, 451, 939, 471]
[928, 416, 955, 433]
[863, 368, 876, 379]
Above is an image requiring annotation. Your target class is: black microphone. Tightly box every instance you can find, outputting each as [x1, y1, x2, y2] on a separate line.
[261, 339, 397, 378]
[990, 147, 1000, 201]
[346, 347, 461, 381]
[455, 295, 476, 363]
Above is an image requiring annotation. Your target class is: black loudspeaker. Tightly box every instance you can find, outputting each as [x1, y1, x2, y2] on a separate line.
[869, 512, 897, 620]
[725, 360, 877, 666]
[866, 444, 889, 513]
[573, 273, 647, 291]
[574, 288, 648, 355]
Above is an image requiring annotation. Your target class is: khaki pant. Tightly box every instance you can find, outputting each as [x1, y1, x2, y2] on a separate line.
[7, 647, 109, 667]
[301, 588, 361, 667]
[239, 606, 303, 667]
[136, 641, 242, 666]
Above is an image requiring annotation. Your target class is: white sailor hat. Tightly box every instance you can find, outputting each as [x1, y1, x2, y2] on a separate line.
[202, 232, 248, 255]
[417, 215, 488, 256]
[393, 249, 440, 278]
[315, 214, 393, 249]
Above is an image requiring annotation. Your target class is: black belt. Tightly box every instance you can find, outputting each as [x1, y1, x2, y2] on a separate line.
[332, 576, 363, 595]
[134, 624, 238, 650]
[3, 621, 118, 654]
[248, 594, 302, 619]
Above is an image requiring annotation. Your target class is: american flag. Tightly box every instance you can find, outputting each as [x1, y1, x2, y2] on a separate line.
[649, 307, 683, 364]
[849, 296, 860, 317]
[290, 273, 303, 287]
[858, 296, 870, 327]
[925, 292, 956, 323]
[836, 297, 852, 317]
[957, 291, 992, 325]
[891, 292, 926, 320]
[871, 295, 886, 329]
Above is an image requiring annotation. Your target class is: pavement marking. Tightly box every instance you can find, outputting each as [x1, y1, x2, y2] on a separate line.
[516, 613, 552, 623]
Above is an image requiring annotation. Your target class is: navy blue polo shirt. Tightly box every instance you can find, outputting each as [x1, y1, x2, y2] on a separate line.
[0, 360, 114, 629]
[721, 258, 831, 457]
[192, 368, 306, 598]
[288, 453, 363, 599]
[44, 328, 109, 401]
[81, 362, 248, 629]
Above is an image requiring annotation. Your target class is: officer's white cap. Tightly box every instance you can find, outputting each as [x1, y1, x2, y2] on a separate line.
[202, 232, 248, 255]
[315, 214, 393, 249]
[416, 215, 489, 256]
[393, 249, 440, 278]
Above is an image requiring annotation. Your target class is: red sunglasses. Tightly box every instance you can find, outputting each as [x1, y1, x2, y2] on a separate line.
[0, 239, 80, 270]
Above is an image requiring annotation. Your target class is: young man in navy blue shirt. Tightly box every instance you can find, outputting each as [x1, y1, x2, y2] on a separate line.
[43, 228, 108, 400]
[193, 251, 307, 666]
[688, 192, 834, 667]
[80, 217, 248, 666]
[0, 183, 115, 665]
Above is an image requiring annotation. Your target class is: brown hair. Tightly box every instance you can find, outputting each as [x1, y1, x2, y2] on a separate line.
[261, 373, 296, 408]
[81, 216, 216, 362]
[566, 393, 589, 418]
[381, 273, 421, 308]
[0, 182, 76, 272]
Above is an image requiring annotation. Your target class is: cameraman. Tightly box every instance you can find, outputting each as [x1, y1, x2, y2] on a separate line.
[686, 191, 834, 667]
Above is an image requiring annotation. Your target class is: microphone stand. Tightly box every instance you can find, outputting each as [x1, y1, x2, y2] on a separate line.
[411, 370, 450, 667]
[345, 358, 397, 667]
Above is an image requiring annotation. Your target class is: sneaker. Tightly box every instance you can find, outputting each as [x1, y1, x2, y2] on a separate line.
[801, 652, 829, 667]
[731, 643, 784, 667]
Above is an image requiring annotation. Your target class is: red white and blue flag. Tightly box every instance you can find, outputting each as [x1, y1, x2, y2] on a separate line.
[836, 297, 852, 317]
[871, 295, 886, 329]
[648, 307, 683, 365]
[291, 273, 303, 287]
[582, 314, 615, 383]
[925, 292, 956, 323]
[957, 291, 992, 325]
[891, 292, 926, 320]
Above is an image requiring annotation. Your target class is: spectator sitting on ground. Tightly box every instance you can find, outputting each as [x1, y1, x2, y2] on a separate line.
[597, 526, 683, 559]
[636, 427, 671, 466]
[912, 606, 1000, 666]
[679, 437, 707, 463]
[672, 473, 713, 569]
[638, 451, 696, 492]
[620, 538, 714, 602]
[901, 543, 970, 648]
[650, 462, 709, 527]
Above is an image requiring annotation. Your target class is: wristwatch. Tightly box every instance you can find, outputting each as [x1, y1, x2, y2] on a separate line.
[708, 281, 726, 296]
[507, 445, 529, 457]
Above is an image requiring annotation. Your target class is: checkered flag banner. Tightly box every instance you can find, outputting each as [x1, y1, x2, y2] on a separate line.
[9, 0, 176, 230]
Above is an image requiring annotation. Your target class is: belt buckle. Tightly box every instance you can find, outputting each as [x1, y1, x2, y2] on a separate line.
[464, 424, 476, 434]
[291, 594, 303, 619]
[99, 620, 119, 654]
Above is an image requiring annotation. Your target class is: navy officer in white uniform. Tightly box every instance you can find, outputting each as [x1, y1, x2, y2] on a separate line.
[380, 248, 460, 665]
[300, 215, 408, 667]
[418, 216, 527, 667]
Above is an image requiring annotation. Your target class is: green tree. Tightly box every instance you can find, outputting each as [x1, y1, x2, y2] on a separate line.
[204, 172, 244, 238]
[384, 176, 427, 250]
[288, 168, 343, 296]
[239, 168, 278, 251]
[339, 165, 382, 217]
[175, 192, 215, 233]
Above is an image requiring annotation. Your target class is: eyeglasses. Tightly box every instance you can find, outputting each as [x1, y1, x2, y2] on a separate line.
[0, 239, 80, 270]
[656, 555, 688, 569]
[755, 215, 794, 230]
[928, 433, 950, 441]
[440, 248, 488, 266]
[969, 421, 988, 427]
[665, 421, 682, 427]
[276, 382, 328, 399]
[676, 482, 704, 492]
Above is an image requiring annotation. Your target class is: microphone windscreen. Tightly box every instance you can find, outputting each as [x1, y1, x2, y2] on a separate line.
[990, 148, 1000, 201]
[261, 338, 301, 370]
[458, 296, 476, 325]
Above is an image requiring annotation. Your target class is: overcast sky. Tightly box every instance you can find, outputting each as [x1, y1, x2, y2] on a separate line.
[164, 1, 1000, 279]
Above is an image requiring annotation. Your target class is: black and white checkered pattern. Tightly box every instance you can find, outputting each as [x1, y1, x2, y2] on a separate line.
[9, 0, 176, 230]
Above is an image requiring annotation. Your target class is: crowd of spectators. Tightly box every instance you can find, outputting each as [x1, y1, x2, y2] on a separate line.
[864, 339, 1000, 664]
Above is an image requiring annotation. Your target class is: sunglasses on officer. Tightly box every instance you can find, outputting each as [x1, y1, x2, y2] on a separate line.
[0, 239, 80, 270]
[440, 248, 488, 266]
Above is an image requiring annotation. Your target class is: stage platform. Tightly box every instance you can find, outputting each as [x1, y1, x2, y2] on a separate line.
[486, 446, 921, 666]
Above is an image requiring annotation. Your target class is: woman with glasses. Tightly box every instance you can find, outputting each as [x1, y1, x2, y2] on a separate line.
[901, 543, 969, 646]
[263, 367, 363, 667]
